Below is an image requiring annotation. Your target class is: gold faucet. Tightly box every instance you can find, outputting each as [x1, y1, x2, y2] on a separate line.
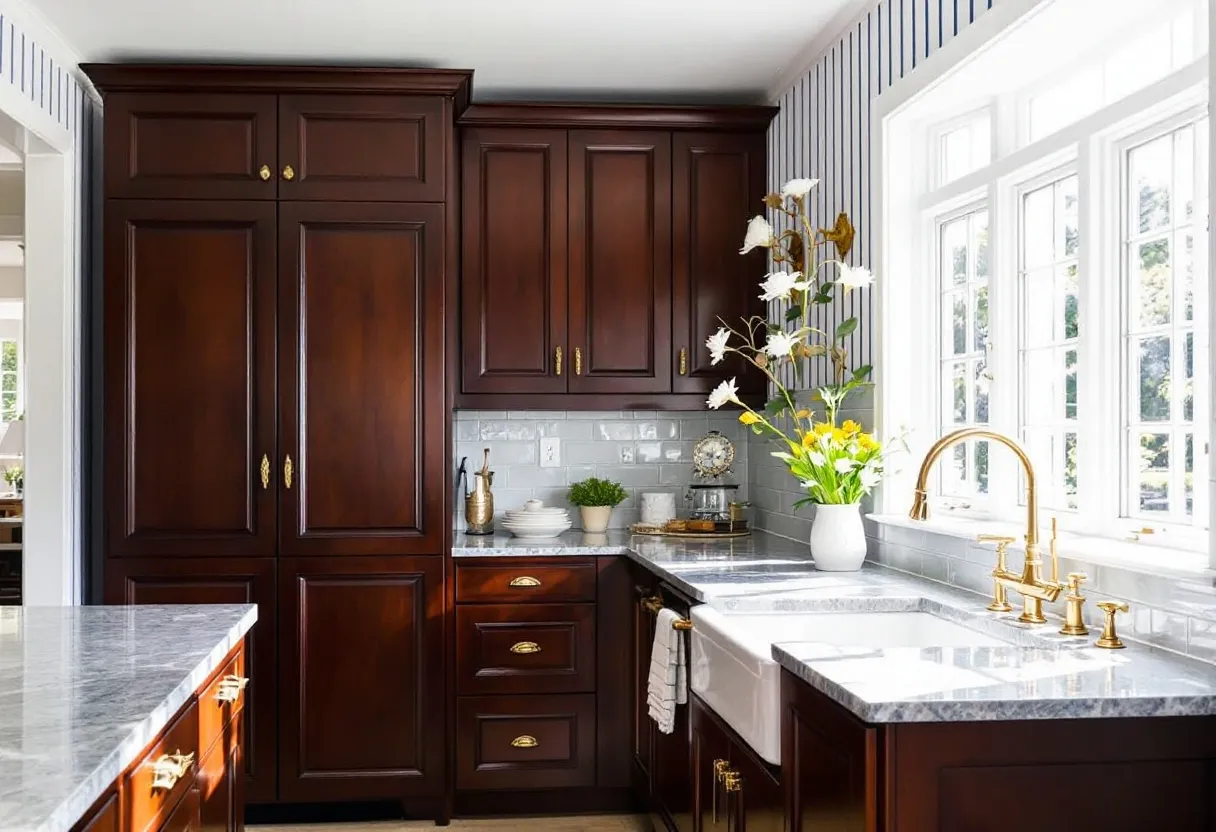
[910, 428, 1062, 624]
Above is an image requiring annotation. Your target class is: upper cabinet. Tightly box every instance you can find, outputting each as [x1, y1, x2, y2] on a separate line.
[457, 104, 775, 409]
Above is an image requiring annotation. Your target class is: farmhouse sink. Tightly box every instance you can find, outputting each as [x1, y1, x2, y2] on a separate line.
[688, 608, 1010, 765]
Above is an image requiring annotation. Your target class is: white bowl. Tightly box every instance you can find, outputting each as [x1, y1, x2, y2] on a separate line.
[503, 522, 572, 540]
[505, 508, 568, 518]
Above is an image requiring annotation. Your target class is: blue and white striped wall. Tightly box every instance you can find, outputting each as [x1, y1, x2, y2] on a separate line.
[767, 0, 1003, 389]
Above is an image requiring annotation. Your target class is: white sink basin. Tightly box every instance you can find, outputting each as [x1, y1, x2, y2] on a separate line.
[688, 608, 1008, 765]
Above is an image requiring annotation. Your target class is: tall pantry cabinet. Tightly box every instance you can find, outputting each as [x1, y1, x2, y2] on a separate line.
[86, 65, 467, 811]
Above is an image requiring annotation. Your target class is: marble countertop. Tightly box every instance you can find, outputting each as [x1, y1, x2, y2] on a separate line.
[0, 604, 257, 832]
[453, 529, 1216, 723]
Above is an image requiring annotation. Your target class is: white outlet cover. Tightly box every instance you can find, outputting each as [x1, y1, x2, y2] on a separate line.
[539, 437, 561, 468]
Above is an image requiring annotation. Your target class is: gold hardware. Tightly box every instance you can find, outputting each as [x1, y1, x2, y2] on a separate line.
[976, 534, 1016, 613]
[282, 164, 295, 181]
[260, 454, 270, 490]
[149, 751, 195, 792]
[679, 348, 688, 375]
[555, 346, 563, 376]
[1095, 601, 1129, 649]
[911, 429, 1062, 624]
[510, 735, 538, 748]
[722, 769, 742, 792]
[1049, 517, 1060, 585]
[574, 347, 582, 376]
[258, 164, 271, 181]
[673, 618, 693, 631]
[819, 212, 855, 259]
[508, 576, 541, 588]
[214, 675, 249, 703]
[283, 455, 293, 489]
[1059, 573, 1089, 637]
[641, 595, 663, 614]
[509, 641, 541, 654]
[714, 759, 730, 781]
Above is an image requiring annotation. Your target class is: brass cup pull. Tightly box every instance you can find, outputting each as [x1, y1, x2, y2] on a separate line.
[215, 674, 250, 704]
[508, 576, 541, 587]
[510, 735, 538, 748]
[574, 347, 582, 375]
[260, 454, 270, 490]
[679, 347, 688, 375]
[284, 455, 293, 489]
[555, 346, 563, 376]
[258, 164, 272, 181]
[509, 641, 541, 654]
[149, 751, 195, 792]
[282, 164, 295, 181]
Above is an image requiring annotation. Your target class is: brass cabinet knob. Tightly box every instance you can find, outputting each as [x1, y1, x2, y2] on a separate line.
[259, 454, 270, 490]
[678, 347, 687, 375]
[1095, 601, 1129, 649]
[215, 674, 250, 703]
[510, 735, 538, 748]
[283, 455, 293, 489]
[555, 346, 562, 376]
[509, 641, 541, 654]
[258, 164, 272, 181]
[508, 576, 540, 587]
[574, 347, 582, 376]
[282, 164, 295, 181]
[150, 750, 195, 792]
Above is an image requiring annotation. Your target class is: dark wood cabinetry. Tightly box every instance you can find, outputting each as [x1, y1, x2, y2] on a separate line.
[456, 105, 774, 409]
[692, 696, 782, 832]
[89, 64, 467, 815]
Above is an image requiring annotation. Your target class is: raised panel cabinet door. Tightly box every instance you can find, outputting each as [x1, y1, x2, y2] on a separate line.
[103, 200, 277, 558]
[103, 93, 278, 200]
[278, 95, 446, 201]
[278, 557, 444, 802]
[460, 128, 568, 394]
[731, 734, 784, 832]
[568, 130, 672, 394]
[672, 132, 767, 395]
[278, 203, 446, 556]
[691, 697, 733, 832]
[104, 558, 277, 805]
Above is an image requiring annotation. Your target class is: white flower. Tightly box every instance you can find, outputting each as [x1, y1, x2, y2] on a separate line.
[834, 458, 858, 475]
[819, 432, 833, 449]
[740, 216, 776, 254]
[705, 327, 730, 365]
[807, 451, 826, 467]
[860, 465, 882, 489]
[837, 263, 875, 291]
[706, 378, 740, 410]
[781, 178, 819, 199]
[758, 270, 810, 302]
[764, 329, 803, 358]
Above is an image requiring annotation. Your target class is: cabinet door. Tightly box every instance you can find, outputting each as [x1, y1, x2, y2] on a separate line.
[104, 201, 277, 559]
[461, 128, 568, 394]
[278, 203, 446, 556]
[103, 93, 278, 200]
[672, 132, 767, 396]
[279, 95, 446, 201]
[568, 130, 672, 394]
[105, 558, 277, 805]
[632, 582, 656, 789]
[72, 791, 119, 832]
[781, 669, 879, 832]
[278, 557, 444, 802]
[732, 737, 784, 832]
[691, 697, 733, 832]
[199, 711, 245, 832]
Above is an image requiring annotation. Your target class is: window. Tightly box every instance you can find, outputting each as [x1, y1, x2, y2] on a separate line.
[0, 339, 19, 422]
[937, 116, 993, 185]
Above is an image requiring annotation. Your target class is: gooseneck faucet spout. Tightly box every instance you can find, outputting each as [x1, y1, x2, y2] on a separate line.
[909, 428, 1060, 624]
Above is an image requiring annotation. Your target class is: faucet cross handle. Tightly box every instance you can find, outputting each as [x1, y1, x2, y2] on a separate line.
[1065, 572, 1088, 596]
[1095, 601, 1129, 649]
[976, 535, 1017, 613]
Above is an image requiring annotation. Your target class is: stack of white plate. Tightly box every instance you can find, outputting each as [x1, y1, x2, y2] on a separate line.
[501, 500, 573, 539]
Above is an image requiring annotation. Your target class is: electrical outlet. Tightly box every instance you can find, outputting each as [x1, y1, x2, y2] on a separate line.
[539, 437, 561, 468]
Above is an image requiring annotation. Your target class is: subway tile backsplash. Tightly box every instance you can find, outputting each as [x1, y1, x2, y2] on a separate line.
[453, 410, 748, 529]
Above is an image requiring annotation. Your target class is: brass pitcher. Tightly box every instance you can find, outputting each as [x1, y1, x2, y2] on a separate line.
[465, 448, 495, 535]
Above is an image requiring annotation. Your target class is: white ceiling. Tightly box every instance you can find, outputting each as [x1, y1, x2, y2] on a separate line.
[29, 0, 861, 102]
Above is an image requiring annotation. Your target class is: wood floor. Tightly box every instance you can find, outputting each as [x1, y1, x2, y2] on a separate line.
[253, 817, 650, 831]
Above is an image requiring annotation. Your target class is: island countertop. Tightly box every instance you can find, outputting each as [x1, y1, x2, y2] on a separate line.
[453, 530, 1216, 723]
[0, 604, 257, 832]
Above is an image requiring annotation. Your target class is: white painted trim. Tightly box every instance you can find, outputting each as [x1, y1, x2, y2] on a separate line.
[767, 0, 877, 103]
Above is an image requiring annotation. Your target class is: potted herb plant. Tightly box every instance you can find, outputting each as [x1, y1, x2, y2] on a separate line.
[3, 464, 21, 497]
[568, 477, 628, 533]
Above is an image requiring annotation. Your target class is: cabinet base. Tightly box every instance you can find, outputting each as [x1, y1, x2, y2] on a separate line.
[453, 787, 638, 817]
[246, 797, 446, 826]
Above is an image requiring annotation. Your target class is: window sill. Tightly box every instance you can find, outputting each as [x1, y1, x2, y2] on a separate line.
[867, 513, 1215, 579]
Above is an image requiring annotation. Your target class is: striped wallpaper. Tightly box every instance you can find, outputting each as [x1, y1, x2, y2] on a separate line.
[767, 0, 1003, 389]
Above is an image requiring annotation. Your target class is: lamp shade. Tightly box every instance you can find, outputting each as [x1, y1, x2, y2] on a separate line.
[0, 420, 24, 457]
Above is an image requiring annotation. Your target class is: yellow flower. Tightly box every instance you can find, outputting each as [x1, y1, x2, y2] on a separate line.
[795, 409, 811, 420]
[801, 432, 818, 449]
[739, 412, 762, 426]
[831, 427, 848, 444]
[858, 433, 879, 451]
[813, 422, 833, 436]
[841, 419, 862, 435]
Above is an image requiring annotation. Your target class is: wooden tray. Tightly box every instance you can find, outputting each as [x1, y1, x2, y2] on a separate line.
[629, 524, 751, 540]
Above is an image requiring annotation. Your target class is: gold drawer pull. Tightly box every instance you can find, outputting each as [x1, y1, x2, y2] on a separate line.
[259, 454, 270, 489]
[150, 751, 195, 792]
[555, 346, 563, 376]
[508, 576, 541, 587]
[509, 641, 541, 654]
[511, 735, 538, 749]
[282, 164, 295, 181]
[214, 674, 250, 703]
[284, 455, 293, 489]
[258, 164, 271, 181]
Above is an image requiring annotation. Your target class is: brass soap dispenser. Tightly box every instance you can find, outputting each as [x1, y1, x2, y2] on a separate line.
[464, 448, 495, 535]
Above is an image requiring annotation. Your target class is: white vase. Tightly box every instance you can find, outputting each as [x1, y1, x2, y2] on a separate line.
[580, 505, 613, 533]
[809, 503, 867, 571]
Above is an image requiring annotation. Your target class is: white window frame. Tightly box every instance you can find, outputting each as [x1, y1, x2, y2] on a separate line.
[928, 105, 996, 190]
[0, 336, 20, 423]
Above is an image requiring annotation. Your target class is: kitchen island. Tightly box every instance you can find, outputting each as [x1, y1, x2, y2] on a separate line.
[0, 604, 256, 832]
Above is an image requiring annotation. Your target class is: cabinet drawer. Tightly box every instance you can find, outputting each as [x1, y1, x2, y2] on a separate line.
[456, 694, 596, 790]
[457, 604, 595, 695]
[198, 643, 247, 755]
[126, 700, 200, 832]
[156, 785, 201, 832]
[455, 561, 596, 603]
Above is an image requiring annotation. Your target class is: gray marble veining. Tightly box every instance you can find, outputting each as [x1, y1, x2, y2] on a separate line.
[0, 604, 257, 832]
[454, 529, 1216, 723]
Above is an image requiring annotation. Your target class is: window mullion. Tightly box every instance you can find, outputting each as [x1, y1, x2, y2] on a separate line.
[990, 179, 1020, 519]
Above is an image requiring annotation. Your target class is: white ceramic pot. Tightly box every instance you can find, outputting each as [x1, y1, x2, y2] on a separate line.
[579, 505, 613, 533]
[809, 503, 867, 572]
